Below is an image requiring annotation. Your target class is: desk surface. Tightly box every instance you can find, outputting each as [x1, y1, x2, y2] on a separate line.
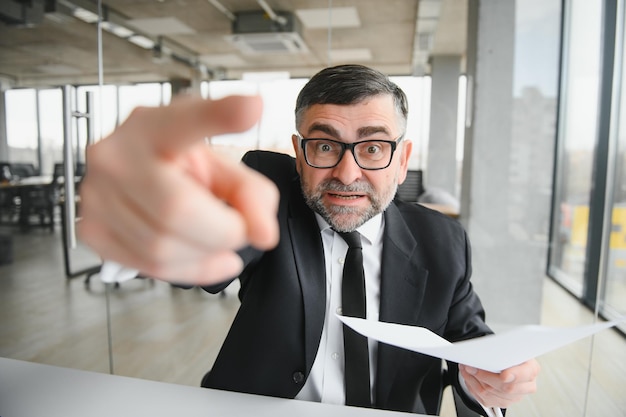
[0, 358, 423, 417]
[418, 202, 459, 218]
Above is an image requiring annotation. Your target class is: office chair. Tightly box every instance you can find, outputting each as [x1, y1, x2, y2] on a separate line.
[0, 162, 13, 183]
[18, 181, 57, 232]
[396, 169, 425, 202]
[421, 362, 483, 417]
[0, 187, 18, 224]
[9, 162, 38, 178]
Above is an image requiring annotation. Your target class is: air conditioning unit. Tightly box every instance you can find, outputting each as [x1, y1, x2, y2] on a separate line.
[0, 0, 49, 27]
[225, 10, 309, 55]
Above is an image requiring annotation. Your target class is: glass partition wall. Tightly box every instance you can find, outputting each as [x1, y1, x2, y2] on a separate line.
[0, 5, 107, 373]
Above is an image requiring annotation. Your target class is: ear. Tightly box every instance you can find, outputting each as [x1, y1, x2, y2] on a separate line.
[292, 134, 303, 175]
[291, 134, 299, 155]
[396, 139, 413, 185]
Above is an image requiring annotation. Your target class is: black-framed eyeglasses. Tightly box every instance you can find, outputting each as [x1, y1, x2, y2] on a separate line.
[297, 134, 404, 170]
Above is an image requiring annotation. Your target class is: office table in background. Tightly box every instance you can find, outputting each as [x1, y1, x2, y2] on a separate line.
[0, 357, 425, 417]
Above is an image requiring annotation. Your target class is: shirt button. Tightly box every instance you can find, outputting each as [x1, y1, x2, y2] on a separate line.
[336, 307, 343, 315]
[292, 371, 305, 384]
[339, 257, 345, 264]
[331, 352, 339, 360]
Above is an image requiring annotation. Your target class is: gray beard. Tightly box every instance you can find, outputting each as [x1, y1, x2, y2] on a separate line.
[302, 178, 397, 232]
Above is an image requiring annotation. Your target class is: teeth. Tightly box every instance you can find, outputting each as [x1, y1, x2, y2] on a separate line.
[331, 194, 359, 199]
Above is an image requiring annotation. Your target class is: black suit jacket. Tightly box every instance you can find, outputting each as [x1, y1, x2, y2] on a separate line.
[201, 150, 491, 415]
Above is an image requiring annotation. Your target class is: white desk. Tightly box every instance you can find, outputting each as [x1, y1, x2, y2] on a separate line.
[0, 358, 425, 417]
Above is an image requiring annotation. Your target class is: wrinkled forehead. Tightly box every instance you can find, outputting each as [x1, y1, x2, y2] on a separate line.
[297, 95, 405, 135]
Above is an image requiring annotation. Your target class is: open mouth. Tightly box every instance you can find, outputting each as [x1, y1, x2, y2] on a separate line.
[329, 193, 361, 199]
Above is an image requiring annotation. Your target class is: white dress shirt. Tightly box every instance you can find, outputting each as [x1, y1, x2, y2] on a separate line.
[295, 213, 384, 405]
[294, 212, 494, 415]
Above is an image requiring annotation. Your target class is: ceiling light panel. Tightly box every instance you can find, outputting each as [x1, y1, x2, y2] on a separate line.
[128, 35, 155, 50]
[72, 7, 99, 23]
[199, 54, 247, 67]
[127, 17, 195, 35]
[329, 48, 372, 62]
[295, 7, 360, 29]
[101, 21, 134, 38]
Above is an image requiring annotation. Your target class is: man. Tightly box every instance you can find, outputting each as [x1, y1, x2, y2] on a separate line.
[79, 65, 539, 415]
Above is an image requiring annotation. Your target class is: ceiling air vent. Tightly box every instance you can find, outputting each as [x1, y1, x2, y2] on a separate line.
[0, 0, 48, 27]
[225, 10, 309, 55]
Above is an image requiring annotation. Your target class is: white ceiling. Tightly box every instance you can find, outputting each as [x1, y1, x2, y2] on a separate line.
[0, 0, 467, 88]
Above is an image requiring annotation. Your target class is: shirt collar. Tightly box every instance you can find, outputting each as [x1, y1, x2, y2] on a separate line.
[315, 212, 384, 245]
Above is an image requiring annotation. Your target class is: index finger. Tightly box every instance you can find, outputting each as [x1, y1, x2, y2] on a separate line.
[117, 94, 263, 155]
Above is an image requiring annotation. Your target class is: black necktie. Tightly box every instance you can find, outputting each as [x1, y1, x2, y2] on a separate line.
[337, 231, 371, 408]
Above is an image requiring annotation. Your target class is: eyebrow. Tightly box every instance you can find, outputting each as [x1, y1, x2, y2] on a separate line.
[306, 123, 392, 139]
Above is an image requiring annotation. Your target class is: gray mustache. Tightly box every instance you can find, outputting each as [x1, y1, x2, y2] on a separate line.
[320, 180, 373, 194]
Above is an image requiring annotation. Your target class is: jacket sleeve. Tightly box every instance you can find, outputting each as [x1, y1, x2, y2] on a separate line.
[203, 150, 296, 295]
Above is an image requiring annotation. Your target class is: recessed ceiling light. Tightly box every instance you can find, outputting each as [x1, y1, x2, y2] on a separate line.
[127, 17, 195, 35]
[200, 54, 247, 67]
[101, 22, 134, 38]
[295, 7, 360, 29]
[329, 48, 372, 62]
[72, 7, 99, 24]
[128, 35, 155, 49]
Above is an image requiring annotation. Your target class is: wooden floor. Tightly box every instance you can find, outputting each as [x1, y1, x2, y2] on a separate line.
[1, 227, 624, 416]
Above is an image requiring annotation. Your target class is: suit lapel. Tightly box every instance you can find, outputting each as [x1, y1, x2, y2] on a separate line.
[287, 179, 327, 373]
[375, 203, 429, 407]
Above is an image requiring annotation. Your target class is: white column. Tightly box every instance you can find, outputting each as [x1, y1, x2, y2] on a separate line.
[461, 0, 558, 326]
[426, 55, 461, 197]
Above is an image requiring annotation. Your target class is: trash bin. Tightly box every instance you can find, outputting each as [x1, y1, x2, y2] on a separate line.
[0, 234, 13, 265]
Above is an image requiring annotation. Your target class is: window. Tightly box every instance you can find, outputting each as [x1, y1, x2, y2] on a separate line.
[548, 0, 603, 296]
[549, 0, 626, 333]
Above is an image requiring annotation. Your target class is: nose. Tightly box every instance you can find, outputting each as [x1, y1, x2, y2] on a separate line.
[332, 149, 363, 184]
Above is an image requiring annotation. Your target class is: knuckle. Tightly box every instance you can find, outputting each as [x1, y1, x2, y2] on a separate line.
[501, 383, 517, 394]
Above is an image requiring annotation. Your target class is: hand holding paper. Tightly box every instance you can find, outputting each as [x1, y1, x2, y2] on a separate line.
[338, 315, 624, 410]
[460, 359, 540, 410]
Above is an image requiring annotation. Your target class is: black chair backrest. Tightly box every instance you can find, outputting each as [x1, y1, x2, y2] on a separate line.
[75, 162, 86, 177]
[396, 169, 424, 202]
[52, 162, 85, 180]
[10, 163, 38, 178]
[52, 163, 65, 182]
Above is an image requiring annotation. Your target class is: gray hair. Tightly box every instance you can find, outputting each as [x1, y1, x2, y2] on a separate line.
[295, 64, 408, 133]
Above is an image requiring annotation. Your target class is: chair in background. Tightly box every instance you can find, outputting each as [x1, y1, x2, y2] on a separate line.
[75, 162, 86, 177]
[0, 187, 18, 224]
[421, 363, 483, 417]
[16, 163, 63, 232]
[18, 181, 57, 232]
[0, 162, 13, 183]
[0, 163, 18, 224]
[10, 162, 38, 178]
[396, 169, 425, 202]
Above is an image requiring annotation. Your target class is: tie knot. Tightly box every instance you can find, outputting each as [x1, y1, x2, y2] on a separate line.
[337, 230, 362, 249]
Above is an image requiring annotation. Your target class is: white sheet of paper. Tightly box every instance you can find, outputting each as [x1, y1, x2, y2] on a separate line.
[338, 315, 625, 373]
